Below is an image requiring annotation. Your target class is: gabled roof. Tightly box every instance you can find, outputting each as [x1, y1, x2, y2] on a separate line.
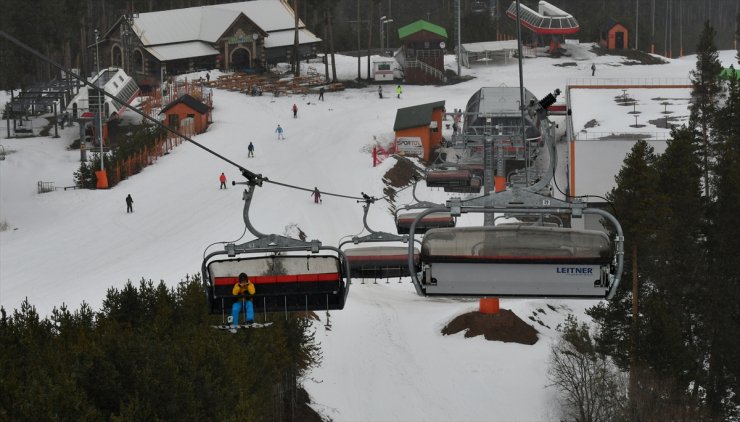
[599, 18, 622, 33]
[393, 101, 446, 131]
[145, 42, 219, 62]
[160, 94, 209, 115]
[128, 0, 312, 47]
[398, 20, 448, 40]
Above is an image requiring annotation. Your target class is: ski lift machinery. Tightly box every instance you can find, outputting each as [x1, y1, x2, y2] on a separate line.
[405, 90, 624, 300]
[202, 175, 351, 320]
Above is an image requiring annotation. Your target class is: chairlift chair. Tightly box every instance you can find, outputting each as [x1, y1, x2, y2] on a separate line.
[404, 190, 625, 300]
[394, 178, 457, 234]
[202, 177, 351, 322]
[339, 196, 420, 280]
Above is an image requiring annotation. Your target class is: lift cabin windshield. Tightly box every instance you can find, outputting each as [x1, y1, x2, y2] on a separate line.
[419, 225, 613, 298]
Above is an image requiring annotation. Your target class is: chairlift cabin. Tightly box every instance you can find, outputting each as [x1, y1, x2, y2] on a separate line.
[339, 198, 420, 280]
[443, 175, 482, 193]
[418, 225, 612, 298]
[404, 195, 624, 300]
[203, 252, 348, 315]
[395, 178, 457, 235]
[425, 168, 472, 188]
[344, 246, 420, 279]
[202, 178, 350, 319]
[396, 211, 455, 234]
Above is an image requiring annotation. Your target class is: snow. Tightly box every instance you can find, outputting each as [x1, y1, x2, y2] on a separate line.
[1, 44, 738, 421]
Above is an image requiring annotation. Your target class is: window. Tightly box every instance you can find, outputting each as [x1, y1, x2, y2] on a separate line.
[134, 50, 144, 73]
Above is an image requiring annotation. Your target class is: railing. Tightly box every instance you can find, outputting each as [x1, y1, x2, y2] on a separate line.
[37, 181, 54, 194]
[567, 78, 692, 88]
[575, 131, 672, 141]
[405, 58, 445, 82]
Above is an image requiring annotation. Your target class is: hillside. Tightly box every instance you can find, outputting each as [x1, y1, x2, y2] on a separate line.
[1, 44, 738, 421]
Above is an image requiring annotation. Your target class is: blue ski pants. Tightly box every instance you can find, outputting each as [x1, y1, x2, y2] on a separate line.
[232, 299, 254, 326]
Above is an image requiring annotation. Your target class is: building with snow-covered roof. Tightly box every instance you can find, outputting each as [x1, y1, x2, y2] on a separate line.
[98, 0, 321, 89]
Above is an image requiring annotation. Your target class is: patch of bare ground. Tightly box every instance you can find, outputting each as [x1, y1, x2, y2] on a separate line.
[381, 155, 423, 204]
[442, 309, 539, 345]
[590, 45, 668, 65]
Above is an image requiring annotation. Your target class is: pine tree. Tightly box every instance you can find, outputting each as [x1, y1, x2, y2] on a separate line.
[588, 140, 669, 416]
[703, 64, 740, 419]
[640, 127, 707, 412]
[690, 21, 724, 197]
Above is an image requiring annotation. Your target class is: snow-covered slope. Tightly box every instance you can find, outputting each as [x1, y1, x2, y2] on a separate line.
[1, 45, 737, 421]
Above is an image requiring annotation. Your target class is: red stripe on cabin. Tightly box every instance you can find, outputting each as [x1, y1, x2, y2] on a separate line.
[214, 273, 339, 286]
[347, 254, 419, 262]
[428, 255, 601, 262]
[398, 216, 453, 224]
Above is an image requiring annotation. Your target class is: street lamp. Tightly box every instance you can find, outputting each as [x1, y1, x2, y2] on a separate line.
[94, 29, 104, 172]
[380, 17, 394, 56]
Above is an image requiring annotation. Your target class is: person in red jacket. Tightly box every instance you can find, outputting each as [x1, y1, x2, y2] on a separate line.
[219, 172, 227, 189]
[292, 103, 298, 118]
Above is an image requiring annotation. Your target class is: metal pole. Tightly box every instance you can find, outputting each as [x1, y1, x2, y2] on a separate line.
[514, 0, 527, 185]
[380, 14, 384, 54]
[95, 29, 104, 171]
[357, 0, 361, 79]
[456, 0, 461, 76]
[635, 0, 639, 50]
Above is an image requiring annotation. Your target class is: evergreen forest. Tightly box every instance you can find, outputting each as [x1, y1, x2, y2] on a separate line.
[550, 21, 740, 421]
[0, 276, 323, 421]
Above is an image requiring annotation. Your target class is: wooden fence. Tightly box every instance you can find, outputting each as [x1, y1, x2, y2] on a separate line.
[106, 119, 193, 186]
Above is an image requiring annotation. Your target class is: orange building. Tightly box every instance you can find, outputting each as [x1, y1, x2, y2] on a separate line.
[599, 19, 629, 50]
[160, 94, 211, 134]
[393, 101, 446, 161]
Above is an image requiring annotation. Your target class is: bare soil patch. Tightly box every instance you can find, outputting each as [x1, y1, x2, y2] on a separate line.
[442, 309, 539, 345]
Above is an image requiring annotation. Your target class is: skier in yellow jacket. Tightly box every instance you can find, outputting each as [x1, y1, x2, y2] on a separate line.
[231, 273, 255, 332]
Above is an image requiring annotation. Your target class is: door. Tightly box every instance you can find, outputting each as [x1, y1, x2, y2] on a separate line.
[615, 31, 624, 49]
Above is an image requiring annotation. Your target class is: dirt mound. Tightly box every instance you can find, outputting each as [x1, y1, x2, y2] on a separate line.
[383, 155, 422, 188]
[441, 309, 539, 345]
[381, 155, 423, 204]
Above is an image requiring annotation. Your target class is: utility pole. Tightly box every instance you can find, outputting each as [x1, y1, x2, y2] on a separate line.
[95, 29, 104, 172]
[651, 0, 655, 54]
[514, 0, 526, 187]
[357, 0, 361, 80]
[456, 0, 461, 76]
[636, 0, 639, 50]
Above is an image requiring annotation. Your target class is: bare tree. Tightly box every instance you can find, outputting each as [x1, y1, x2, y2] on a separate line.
[548, 316, 626, 422]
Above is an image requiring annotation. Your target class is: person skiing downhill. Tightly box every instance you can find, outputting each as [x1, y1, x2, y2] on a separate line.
[378, 85, 383, 99]
[275, 124, 285, 140]
[311, 187, 321, 204]
[231, 272, 255, 333]
[292, 103, 298, 118]
[248, 142, 254, 157]
[219, 172, 227, 189]
[591, 63, 596, 76]
[396, 85, 402, 99]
